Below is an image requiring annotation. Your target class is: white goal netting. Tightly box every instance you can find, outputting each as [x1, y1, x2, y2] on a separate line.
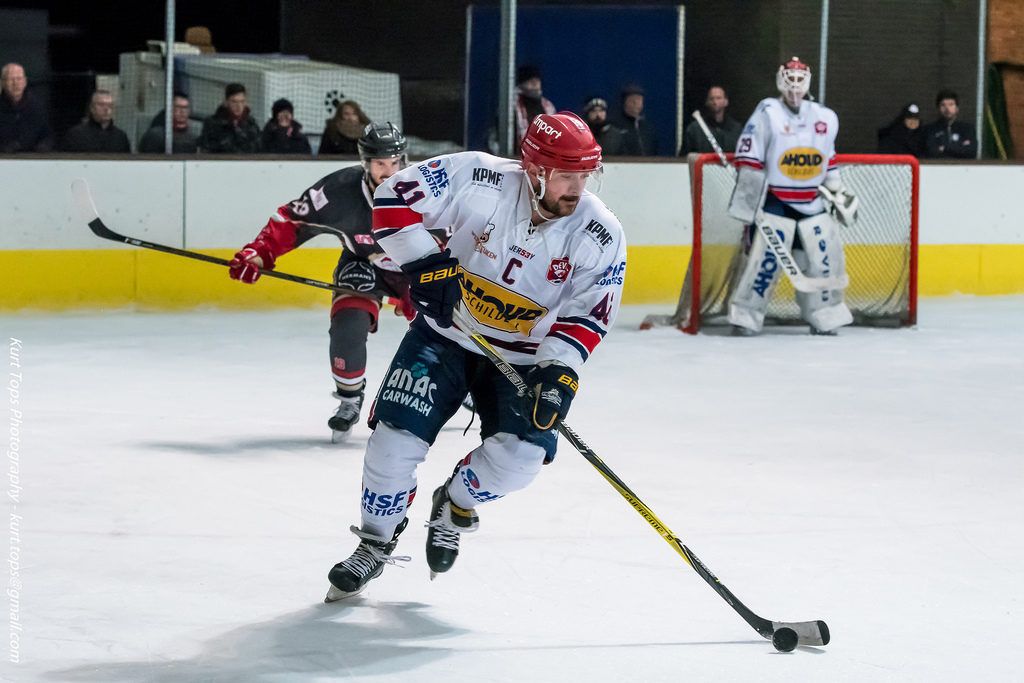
[647, 153, 918, 334]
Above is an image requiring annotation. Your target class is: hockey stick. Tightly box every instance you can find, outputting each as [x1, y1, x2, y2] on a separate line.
[691, 111, 847, 293]
[70, 179, 346, 294]
[451, 306, 830, 648]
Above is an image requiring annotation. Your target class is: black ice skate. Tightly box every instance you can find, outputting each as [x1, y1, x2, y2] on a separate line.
[328, 391, 363, 443]
[325, 518, 409, 602]
[425, 480, 479, 580]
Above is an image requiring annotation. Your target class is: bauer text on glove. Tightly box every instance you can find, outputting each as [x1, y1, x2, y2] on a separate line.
[525, 364, 579, 431]
[399, 249, 462, 328]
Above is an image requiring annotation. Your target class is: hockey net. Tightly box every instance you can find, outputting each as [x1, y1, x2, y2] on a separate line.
[644, 153, 918, 334]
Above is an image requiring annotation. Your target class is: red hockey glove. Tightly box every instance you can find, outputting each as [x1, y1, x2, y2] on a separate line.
[390, 288, 417, 322]
[228, 242, 276, 284]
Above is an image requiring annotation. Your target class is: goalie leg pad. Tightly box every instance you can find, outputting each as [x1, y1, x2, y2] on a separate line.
[359, 421, 429, 538]
[447, 433, 546, 510]
[794, 213, 853, 332]
[727, 213, 797, 332]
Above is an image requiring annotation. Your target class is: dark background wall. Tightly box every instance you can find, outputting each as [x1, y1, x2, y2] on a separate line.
[1, 0, 983, 152]
[282, 0, 982, 153]
[681, 0, 980, 153]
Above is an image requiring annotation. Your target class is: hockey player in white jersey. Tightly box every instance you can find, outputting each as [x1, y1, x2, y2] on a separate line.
[324, 112, 627, 600]
[729, 57, 859, 335]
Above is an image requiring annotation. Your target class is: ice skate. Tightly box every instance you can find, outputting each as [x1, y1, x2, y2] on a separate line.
[730, 324, 758, 337]
[425, 480, 479, 579]
[328, 391, 363, 443]
[325, 518, 409, 602]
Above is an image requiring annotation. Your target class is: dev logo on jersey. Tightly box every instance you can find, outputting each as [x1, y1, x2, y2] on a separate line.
[778, 146, 824, 180]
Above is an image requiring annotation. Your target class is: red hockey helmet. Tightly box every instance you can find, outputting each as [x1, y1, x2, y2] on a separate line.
[520, 112, 602, 173]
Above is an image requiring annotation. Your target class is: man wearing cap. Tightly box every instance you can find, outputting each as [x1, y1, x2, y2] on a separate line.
[199, 83, 260, 153]
[877, 103, 924, 157]
[921, 89, 977, 159]
[582, 96, 624, 156]
[614, 83, 658, 156]
[260, 98, 312, 155]
[680, 85, 741, 156]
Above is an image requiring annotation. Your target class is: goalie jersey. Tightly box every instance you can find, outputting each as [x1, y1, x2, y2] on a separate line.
[734, 97, 840, 215]
[371, 151, 626, 372]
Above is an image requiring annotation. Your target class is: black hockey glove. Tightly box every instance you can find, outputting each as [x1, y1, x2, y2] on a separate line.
[525, 364, 579, 431]
[400, 249, 462, 328]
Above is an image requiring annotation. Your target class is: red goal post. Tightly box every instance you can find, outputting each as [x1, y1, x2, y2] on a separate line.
[653, 153, 919, 334]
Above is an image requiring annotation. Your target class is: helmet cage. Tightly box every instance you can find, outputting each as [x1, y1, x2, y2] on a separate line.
[776, 58, 811, 107]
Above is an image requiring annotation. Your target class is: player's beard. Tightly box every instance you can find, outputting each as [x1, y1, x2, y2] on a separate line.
[539, 193, 581, 217]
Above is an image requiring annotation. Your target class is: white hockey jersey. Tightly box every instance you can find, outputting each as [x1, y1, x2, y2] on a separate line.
[734, 97, 840, 215]
[372, 151, 626, 372]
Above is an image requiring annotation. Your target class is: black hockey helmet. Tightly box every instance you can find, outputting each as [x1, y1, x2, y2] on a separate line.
[358, 122, 408, 162]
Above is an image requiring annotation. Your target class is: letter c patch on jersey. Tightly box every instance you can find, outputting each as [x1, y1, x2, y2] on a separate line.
[777, 147, 824, 181]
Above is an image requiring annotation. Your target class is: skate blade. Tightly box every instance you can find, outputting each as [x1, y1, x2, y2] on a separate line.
[324, 583, 365, 602]
[429, 570, 438, 581]
[330, 429, 352, 444]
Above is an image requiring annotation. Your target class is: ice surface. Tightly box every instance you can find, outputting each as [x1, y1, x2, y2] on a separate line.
[1, 297, 1022, 682]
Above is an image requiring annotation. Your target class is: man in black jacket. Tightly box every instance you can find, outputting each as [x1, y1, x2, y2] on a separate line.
[614, 83, 658, 156]
[199, 83, 260, 154]
[922, 89, 977, 159]
[679, 85, 742, 156]
[259, 98, 312, 155]
[61, 89, 131, 153]
[877, 103, 923, 157]
[581, 97, 623, 156]
[139, 92, 199, 153]
[0, 63, 52, 152]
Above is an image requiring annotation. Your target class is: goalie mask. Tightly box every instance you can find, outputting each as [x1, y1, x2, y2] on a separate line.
[358, 122, 409, 190]
[776, 57, 811, 109]
[521, 112, 603, 216]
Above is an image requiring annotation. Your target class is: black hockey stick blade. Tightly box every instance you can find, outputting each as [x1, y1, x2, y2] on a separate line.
[71, 178, 344, 293]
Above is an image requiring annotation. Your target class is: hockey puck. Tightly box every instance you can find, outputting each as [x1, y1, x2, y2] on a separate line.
[772, 627, 799, 652]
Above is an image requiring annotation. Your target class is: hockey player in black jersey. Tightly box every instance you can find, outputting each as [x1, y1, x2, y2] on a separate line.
[228, 123, 445, 441]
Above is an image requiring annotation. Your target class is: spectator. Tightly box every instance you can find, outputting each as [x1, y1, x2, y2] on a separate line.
[921, 89, 977, 159]
[877, 103, 923, 157]
[61, 89, 130, 153]
[680, 85, 741, 156]
[614, 83, 658, 156]
[512, 65, 556, 149]
[0, 62, 53, 152]
[260, 98, 312, 155]
[320, 100, 369, 155]
[199, 83, 260, 154]
[581, 97, 623, 156]
[138, 92, 199, 153]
